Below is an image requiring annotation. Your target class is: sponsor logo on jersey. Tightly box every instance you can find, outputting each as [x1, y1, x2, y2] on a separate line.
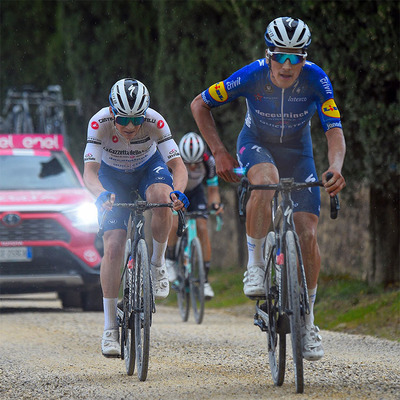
[84, 153, 95, 161]
[157, 120, 165, 129]
[254, 93, 263, 101]
[209, 81, 228, 102]
[288, 96, 307, 102]
[319, 77, 333, 95]
[326, 122, 342, 130]
[168, 149, 179, 159]
[264, 84, 273, 93]
[322, 99, 340, 118]
[112, 135, 119, 143]
[144, 117, 156, 123]
[91, 121, 99, 129]
[226, 77, 241, 90]
[98, 117, 113, 123]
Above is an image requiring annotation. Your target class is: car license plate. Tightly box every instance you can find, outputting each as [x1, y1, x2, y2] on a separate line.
[0, 247, 32, 262]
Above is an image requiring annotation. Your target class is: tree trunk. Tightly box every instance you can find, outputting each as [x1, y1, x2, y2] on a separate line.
[369, 183, 400, 286]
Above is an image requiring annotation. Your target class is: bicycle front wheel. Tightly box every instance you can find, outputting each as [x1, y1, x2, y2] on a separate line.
[285, 230, 304, 393]
[189, 237, 205, 324]
[122, 238, 135, 376]
[265, 232, 286, 387]
[176, 237, 190, 322]
[134, 239, 151, 381]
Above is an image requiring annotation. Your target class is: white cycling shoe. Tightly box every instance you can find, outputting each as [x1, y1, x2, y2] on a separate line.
[166, 259, 177, 282]
[204, 282, 215, 299]
[243, 264, 265, 298]
[101, 329, 120, 358]
[302, 324, 324, 361]
[151, 263, 170, 299]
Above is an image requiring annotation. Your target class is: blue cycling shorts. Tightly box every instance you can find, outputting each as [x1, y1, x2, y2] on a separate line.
[98, 152, 174, 232]
[237, 129, 321, 216]
[185, 184, 208, 219]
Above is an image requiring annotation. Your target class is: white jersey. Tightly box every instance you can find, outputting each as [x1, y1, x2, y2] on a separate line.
[84, 107, 180, 171]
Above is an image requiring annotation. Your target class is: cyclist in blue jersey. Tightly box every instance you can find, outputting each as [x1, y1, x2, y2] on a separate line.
[83, 78, 188, 357]
[191, 17, 346, 361]
[166, 132, 223, 299]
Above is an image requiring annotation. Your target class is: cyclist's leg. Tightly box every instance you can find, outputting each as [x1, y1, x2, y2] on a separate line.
[281, 155, 323, 361]
[237, 131, 278, 297]
[98, 163, 132, 357]
[139, 154, 174, 298]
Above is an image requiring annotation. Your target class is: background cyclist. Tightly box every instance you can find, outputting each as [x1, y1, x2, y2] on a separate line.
[166, 132, 223, 300]
[191, 17, 346, 361]
[83, 78, 188, 358]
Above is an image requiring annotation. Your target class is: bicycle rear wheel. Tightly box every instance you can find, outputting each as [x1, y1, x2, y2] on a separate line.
[134, 239, 151, 381]
[122, 238, 135, 376]
[265, 232, 286, 386]
[189, 237, 205, 324]
[285, 230, 304, 393]
[176, 237, 190, 322]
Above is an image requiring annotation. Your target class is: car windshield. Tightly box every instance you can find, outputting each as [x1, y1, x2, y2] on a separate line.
[0, 151, 82, 190]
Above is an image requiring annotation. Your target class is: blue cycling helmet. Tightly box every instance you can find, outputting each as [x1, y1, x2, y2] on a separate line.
[265, 17, 311, 49]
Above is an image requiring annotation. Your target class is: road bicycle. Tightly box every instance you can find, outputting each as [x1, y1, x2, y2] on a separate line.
[172, 210, 223, 324]
[237, 173, 339, 393]
[99, 199, 184, 381]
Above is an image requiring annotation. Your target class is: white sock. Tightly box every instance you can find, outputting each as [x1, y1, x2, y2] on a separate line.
[246, 235, 266, 267]
[151, 238, 167, 267]
[103, 298, 118, 330]
[305, 286, 317, 327]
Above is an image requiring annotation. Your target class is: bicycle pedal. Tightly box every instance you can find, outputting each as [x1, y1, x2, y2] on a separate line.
[246, 294, 266, 300]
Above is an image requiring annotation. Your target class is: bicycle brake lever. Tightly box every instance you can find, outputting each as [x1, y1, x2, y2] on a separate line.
[176, 209, 187, 237]
[325, 172, 340, 219]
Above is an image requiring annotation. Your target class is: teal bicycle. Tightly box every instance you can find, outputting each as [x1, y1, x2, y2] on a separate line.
[172, 210, 222, 324]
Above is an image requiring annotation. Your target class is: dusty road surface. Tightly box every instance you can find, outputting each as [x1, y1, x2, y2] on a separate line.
[0, 293, 399, 400]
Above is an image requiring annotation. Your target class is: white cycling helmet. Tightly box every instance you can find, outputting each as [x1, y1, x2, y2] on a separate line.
[265, 17, 311, 49]
[109, 78, 150, 116]
[179, 132, 205, 163]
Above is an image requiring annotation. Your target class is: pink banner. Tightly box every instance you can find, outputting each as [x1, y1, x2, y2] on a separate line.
[0, 134, 64, 150]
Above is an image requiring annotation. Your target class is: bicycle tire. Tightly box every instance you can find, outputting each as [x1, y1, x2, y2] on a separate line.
[189, 237, 205, 324]
[285, 230, 304, 393]
[123, 238, 135, 375]
[176, 237, 190, 322]
[134, 238, 151, 381]
[265, 232, 286, 386]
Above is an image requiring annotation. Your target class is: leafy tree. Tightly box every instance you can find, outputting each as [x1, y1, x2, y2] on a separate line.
[1, 0, 398, 284]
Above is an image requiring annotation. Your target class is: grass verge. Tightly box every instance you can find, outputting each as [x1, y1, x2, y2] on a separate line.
[160, 267, 399, 342]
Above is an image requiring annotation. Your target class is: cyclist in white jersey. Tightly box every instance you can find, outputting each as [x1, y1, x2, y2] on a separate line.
[83, 78, 188, 357]
[166, 132, 224, 299]
[191, 18, 346, 361]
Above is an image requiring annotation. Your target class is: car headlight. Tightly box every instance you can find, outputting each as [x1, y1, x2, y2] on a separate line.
[63, 202, 99, 232]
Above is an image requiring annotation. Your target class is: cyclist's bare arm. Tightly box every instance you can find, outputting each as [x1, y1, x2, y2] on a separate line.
[83, 161, 115, 209]
[167, 157, 189, 210]
[324, 127, 346, 196]
[207, 186, 224, 215]
[191, 94, 240, 183]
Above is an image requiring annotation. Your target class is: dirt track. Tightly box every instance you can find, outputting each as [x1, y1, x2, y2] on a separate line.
[0, 293, 399, 400]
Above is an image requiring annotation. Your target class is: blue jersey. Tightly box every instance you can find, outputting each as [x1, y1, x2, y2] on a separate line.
[201, 59, 342, 145]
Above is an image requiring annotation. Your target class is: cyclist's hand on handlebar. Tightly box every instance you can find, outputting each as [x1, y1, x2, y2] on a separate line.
[95, 191, 115, 212]
[210, 202, 224, 215]
[170, 190, 189, 211]
[214, 151, 241, 183]
[323, 170, 346, 197]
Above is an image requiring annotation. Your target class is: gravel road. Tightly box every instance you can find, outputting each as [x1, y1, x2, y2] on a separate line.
[0, 294, 399, 400]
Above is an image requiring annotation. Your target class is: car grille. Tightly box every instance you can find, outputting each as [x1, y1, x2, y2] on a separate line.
[0, 219, 71, 242]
